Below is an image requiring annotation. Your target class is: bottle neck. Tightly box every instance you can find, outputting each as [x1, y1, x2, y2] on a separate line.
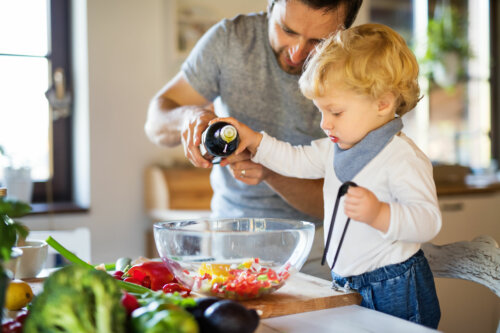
[219, 125, 237, 143]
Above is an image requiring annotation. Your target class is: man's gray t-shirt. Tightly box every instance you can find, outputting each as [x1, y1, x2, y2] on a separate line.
[182, 12, 324, 222]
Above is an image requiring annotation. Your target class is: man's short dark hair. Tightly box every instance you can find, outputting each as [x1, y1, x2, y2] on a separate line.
[270, 0, 363, 28]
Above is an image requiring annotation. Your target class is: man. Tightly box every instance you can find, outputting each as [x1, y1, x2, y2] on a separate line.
[145, 0, 363, 278]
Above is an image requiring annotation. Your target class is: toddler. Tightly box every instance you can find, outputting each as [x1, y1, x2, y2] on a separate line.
[214, 23, 441, 328]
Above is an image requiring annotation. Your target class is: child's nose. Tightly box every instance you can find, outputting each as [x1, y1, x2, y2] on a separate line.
[320, 114, 333, 130]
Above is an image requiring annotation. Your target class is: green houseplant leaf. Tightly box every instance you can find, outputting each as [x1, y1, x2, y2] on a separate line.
[0, 196, 31, 261]
[0, 197, 32, 218]
[0, 214, 30, 262]
[0, 215, 18, 262]
[421, 4, 473, 88]
[0, 192, 31, 322]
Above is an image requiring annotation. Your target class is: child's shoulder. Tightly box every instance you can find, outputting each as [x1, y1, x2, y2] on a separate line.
[387, 132, 432, 166]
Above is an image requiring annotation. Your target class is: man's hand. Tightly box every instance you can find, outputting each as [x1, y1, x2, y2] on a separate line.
[344, 186, 390, 232]
[221, 150, 271, 185]
[221, 150, 324, 219]
[181, 105, 216, 168]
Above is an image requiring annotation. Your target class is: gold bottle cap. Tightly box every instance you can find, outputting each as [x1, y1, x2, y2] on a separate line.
[220, 125, 237, 143]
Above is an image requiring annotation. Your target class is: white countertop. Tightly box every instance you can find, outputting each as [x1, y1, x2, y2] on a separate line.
[257, 305, 440, 333]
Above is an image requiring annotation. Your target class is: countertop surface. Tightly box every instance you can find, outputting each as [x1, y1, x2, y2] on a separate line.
[257, 305, 439, 333]
[436, 181, 500, 196]
[153, 165, 500, 197]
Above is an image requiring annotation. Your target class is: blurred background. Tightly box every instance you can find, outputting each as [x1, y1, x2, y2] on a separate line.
[0, 1, 498, 332]
[0, 0, 497, 262]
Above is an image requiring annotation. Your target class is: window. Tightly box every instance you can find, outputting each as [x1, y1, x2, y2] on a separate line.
[370, 0, 497, 173]
[0, 0, 74, 207]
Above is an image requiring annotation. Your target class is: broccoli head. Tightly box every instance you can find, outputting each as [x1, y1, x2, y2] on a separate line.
[23, 265, 127, 333]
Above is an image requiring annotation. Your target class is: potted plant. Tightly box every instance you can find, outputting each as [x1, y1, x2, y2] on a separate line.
[0, 188, 31, 322]
[422, 3, 472, 89]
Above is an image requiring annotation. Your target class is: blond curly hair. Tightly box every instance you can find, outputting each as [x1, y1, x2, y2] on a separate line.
[299, 23, 421, 116]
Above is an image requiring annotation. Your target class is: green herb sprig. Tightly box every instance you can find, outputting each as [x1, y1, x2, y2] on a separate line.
[45, 236, 150, 294]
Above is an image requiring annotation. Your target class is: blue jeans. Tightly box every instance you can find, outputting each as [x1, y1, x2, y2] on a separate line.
[331, 250, 441, 329]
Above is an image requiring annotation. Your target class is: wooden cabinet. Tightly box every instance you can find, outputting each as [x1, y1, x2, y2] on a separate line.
[144, 166, 212, 212]
[143, 166, 213, 257]
[432, 192, 500, 333]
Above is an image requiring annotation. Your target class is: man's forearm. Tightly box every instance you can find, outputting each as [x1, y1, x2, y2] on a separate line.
[144, 97, 187, 148]
[265, 172, 324, 220]
[145, 72, 214, 148]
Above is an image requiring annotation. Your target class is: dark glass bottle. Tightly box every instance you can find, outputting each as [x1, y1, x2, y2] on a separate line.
[201, 122, 239, 158]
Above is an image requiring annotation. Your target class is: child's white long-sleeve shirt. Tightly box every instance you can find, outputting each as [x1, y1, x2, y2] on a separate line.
[252, 132, 442, 277]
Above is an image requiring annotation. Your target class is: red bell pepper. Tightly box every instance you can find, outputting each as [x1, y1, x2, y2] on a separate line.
[162, 282, 191, 297]
[126, 261, 176, 291]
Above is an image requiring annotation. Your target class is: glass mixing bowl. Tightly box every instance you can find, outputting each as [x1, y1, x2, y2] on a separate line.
[154, 218, 315, 300]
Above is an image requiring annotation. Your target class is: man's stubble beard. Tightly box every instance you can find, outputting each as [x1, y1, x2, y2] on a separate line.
[273, 48, 303, 76]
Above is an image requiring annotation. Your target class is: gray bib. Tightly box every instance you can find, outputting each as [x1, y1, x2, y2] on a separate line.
[334, 118, 403, 182]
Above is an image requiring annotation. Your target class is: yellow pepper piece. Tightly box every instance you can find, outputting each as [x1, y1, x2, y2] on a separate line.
[210, 276, 227, 285]
[198, 263, 231, 277]
[241, 259, 253, 269]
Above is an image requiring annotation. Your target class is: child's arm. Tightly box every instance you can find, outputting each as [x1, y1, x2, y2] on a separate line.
[211, 117, 328, 180]
[209, 117, 263, 156]
[344, 142, 442, 241]
[344, 187, 390, 233]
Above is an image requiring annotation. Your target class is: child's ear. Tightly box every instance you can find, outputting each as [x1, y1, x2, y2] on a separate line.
[377, 92, 396, 117]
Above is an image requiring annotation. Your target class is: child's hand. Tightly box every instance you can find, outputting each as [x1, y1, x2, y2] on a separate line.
[209, 117, 263, 156]
[344, 186, 390, 232]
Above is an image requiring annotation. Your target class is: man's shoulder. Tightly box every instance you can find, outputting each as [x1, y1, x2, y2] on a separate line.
[221, 12, 266, 28]
[217, 12, 267, 40]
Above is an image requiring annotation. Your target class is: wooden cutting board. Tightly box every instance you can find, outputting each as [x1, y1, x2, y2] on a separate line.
[240, 272, 362, 318]
[25, 270, 361, 319]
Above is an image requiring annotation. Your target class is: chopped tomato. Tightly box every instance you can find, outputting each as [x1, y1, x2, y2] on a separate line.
[193, 258, 290, 300]
[267, 270, 278, 281]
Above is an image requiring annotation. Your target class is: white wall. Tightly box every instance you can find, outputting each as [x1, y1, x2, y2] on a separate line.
[22, 0, 268, 264]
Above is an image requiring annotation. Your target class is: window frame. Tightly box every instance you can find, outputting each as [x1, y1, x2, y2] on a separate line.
[492, 0, 499, 162]
[31, 0, 74, 205]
